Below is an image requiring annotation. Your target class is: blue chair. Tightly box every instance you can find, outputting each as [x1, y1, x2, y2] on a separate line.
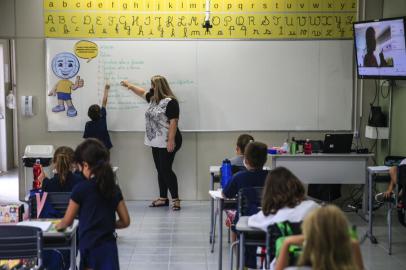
[0, 225, 43, 269]
[29, 192, 71, 218]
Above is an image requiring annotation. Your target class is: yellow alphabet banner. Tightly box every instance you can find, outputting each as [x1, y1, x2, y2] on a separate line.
[44, 0, 358, 39]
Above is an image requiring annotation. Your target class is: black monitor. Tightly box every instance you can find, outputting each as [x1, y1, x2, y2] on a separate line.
[353, 17, 406, 80]
[323, 134, 353, 153]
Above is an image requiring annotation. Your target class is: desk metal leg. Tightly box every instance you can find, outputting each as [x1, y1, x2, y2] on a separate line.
[218, 199, 223, 270]
[362, 172, 378, 244]
[210, 172, 215, 244]
[70, 228, 77, 270]
[239, 233, 245, 270]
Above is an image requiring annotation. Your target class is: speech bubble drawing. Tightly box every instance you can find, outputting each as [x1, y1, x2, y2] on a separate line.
[74, 40, 98, 62]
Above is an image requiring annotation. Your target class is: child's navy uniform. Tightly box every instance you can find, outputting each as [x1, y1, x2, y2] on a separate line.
[71, 180, 123, 270]
[42, 172, 83, 192]
[223, 169, 268, 269]
[83, 107, 113, 149]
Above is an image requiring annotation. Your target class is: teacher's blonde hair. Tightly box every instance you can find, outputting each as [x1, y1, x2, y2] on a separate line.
[298, 205, 359, 270]
[151, 75, 176, 102]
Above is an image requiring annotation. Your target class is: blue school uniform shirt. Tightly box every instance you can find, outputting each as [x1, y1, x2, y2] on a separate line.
[42, 172, 83, 192]
[223, 169, 268, 199]
[83, 107, 113, 149]
[223, 169, 268, 216]
[71, 180, 123, 251]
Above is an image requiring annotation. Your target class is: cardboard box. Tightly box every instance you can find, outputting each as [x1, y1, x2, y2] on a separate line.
[0, 204, 24, 223]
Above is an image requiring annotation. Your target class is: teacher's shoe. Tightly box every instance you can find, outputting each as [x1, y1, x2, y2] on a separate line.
[149, 198, 169, 207]
[172, 199, 181, 211]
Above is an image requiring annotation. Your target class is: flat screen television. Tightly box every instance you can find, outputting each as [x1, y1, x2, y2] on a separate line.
[354, 17, 406, 79]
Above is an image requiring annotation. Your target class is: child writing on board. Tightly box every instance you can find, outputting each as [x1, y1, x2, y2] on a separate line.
[38, 146, 83, 192]
[56, 138, 130, 270]
[83, 83, 113, 150]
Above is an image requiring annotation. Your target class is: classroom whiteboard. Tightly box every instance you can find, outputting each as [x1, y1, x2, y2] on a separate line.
[46, 39, 353, 131]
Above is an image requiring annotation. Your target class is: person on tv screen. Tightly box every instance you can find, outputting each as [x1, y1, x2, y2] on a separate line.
[364, 26, 388, 67]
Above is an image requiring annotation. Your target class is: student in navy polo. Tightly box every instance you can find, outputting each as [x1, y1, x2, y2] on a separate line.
[39, 146, 83, 192]
[56, 139, 130, 270]
[83, 83, 113, 150]
[222, 141, 269, 269]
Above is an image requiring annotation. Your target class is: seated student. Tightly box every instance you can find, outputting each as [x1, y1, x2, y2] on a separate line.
[223, 141, 268, 199]
[56, 139, 130, 270]
[229, 134, 254, 167]
[275, 205, 364, 270]
[223, 141, 268, 269]
[38, 146, 83, 192]
[248, 167, 319, 269]
[248, 167, 319, 231]
[83, 83, 113, 150]
[376, 158, 406, 203]
[36, 146, 83, 270]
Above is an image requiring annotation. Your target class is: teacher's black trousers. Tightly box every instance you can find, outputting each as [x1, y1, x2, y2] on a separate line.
[151, 143, 181, 199]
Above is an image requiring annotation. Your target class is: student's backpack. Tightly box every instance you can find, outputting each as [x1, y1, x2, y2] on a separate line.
[267, 221, 302, 267]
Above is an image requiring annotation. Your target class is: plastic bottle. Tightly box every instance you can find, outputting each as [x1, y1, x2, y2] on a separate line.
[304, 139, 312, 155]
[282, 141, 289, 153]
[33, 159, 42, 189]
[290, 137, 297, 154]
[221, 159, 232, 188]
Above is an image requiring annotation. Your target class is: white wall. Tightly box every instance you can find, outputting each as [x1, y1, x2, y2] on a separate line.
[0, 0, 383, 201]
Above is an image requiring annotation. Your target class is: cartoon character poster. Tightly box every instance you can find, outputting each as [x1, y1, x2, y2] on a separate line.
[49, 52, 84, 117]
[46, 40, 100, 131]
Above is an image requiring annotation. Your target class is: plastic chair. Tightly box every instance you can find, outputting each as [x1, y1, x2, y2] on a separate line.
[230, 186, 265, 270]
[29, 192, 71, 218]
[266, 221, 302, 269]
[0, 225, 43, 269]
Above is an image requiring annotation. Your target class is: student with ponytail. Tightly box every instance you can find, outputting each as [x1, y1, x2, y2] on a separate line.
[56, 139, 130, 270]
[38, 146, 83, 192]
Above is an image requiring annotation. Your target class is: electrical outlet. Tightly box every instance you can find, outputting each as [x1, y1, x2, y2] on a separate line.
[353, 130, 360, 139]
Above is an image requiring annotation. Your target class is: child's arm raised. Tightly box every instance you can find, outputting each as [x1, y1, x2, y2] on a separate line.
[120, 80, 146, 98]
[55, 199, 80, 231]
[115, 200, 130, 229]
[102, 83, 110, 108]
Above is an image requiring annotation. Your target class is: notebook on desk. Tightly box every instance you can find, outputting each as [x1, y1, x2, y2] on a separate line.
[323, 133, 353, 153]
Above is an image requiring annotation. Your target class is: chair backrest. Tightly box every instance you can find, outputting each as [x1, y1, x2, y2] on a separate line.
[0, 225, 43, 266]
[46, 192, 71, 215]
[266, 221, 302, 265]
[30, 192, 71, 218]
[237, 186, 263, 217]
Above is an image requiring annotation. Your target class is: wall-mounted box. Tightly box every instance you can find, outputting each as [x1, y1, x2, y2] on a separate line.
[365, 125, 389, 139]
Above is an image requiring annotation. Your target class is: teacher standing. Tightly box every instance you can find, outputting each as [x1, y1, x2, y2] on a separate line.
[121, 76, 182, 210]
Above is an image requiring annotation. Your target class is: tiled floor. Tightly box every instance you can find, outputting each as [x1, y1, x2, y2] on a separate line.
[117, 201, 406, 270]
[1, 171, 406, 270]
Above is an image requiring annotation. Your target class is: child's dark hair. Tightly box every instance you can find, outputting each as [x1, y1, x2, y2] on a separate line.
[74, 138, 115, 199]
[261, 167, 305, 215]
[244, 141, 267, 169]
[53, 146, 74, 186]
[237, 134, 254, 154]
[88, 104, 101, 121]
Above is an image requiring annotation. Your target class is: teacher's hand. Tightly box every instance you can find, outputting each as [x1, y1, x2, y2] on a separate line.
[120, 80, 130, 88]
[167, 140, 175, 153]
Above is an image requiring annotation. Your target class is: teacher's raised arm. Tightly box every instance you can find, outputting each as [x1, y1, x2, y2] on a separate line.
[120, 80, 146, 98]
[120, 76, 182, 211]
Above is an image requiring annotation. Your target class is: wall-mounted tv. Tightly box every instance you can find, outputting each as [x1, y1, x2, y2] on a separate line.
[354, 17, 406, 80]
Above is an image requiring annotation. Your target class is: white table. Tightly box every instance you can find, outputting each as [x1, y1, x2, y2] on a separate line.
[43, 219, 79, 270]
[269, 153, 373, 184]
[269, 153, 373, 213]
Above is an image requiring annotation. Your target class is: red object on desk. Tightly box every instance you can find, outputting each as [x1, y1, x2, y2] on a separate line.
[32, 159, 41, 189]
[304, 139, 312, 155]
